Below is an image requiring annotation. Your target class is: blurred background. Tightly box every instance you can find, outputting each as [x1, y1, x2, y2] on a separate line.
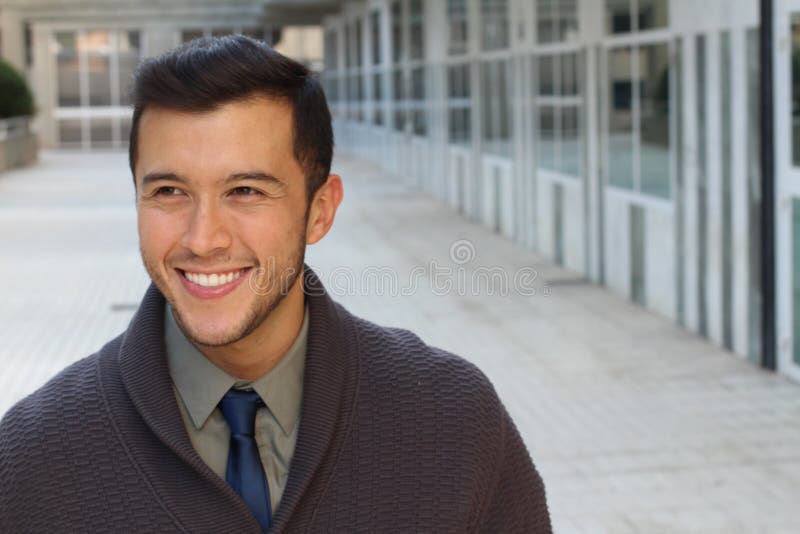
[2, 0, 800, 532]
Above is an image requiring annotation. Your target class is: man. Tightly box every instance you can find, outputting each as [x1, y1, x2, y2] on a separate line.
[0, 36, 551, 532]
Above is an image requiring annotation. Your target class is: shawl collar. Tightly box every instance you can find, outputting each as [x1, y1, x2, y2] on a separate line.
[115, 266, 360, 532]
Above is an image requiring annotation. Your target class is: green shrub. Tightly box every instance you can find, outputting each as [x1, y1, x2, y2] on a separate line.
[0, 60, 34, 119]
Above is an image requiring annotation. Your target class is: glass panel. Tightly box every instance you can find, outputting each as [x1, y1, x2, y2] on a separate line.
[792, 15, 800, 166]
[639, 43, 670, 198]
[59, 119, 83, 145]
[391, 1, 403, 64]
[90, 119, 113, 147]
[447, 64, 471, 145]
[721, 32, 733, 349]
[120, 118, 132, 146]
[181, 30, 204, 43]
[83, 31, 112, 107]
[746, 28, 762, 364]
[411, 66, 426, 136]
[118, 31, 140, 106]
[630, 205, 646, 305]
[371, 11, 381, 65]
[558, 0, 579, 42]
[537, 0, 556, 44]
[538, 106, 557, 171]
[241, 28, 265, 42]
[211, 28, 234, 38]
[481, 60, 512, 156]
[606, 0, 632, 34]
[561, 52, 579, 96]
[697, 34, 708, 337]
[554, 183, 565, 265]
[538, 55, 556, 96]
[481, 0, 509, 51]
[794, 198, 800, 364]
[447, 0, 469, 55]
[608, 47, 634, 189]
[561, 106, 581, 175]
[324, 30, 338, 71]
[355, 19, 363, 67]
[392, 67, 405, 132]
[638, 0, 669, 31]
[372, 72, 384, 125]
[409, 0, 424, 60]
[56, 32, 80, 107]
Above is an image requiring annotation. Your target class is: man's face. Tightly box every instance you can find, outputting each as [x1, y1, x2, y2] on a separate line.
[134, 96, 309, 348]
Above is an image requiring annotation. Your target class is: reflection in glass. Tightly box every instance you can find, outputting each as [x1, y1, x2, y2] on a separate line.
[481, 0, 509, 51]
[411, 66, 426, 136]
[639, 43, 670, 198]
[447, 0, 469, 55]
[539, 56, 556, 96]
[608, 47, 633, 189]
[561, 53, 578, 96]
[481, 60, 512, 156]
[393, 67, 405, 132]
[537, 0, 578, 44]
[84, 31, 112, 107]
[56, 32, 80, 107]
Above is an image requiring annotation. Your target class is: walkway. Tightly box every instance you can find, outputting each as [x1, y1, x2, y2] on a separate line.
[1, 151, 799, 533]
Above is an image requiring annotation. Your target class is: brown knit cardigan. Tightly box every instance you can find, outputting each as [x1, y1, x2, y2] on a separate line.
[0, 269, 551, 533]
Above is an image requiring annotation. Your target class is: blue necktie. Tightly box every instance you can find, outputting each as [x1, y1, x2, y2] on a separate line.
[219, 389, 272, 532]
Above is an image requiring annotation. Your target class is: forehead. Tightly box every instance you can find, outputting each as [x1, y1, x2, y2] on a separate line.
[135, 96, 298, 180]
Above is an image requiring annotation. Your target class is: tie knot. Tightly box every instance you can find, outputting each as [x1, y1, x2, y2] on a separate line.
[219, 389, 263, 436]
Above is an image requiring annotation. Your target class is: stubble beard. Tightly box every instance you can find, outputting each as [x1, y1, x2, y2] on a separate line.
[139, 225, 307, 349]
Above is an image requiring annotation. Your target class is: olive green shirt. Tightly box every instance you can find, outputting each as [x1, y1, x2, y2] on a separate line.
[164, 302, 308, 514]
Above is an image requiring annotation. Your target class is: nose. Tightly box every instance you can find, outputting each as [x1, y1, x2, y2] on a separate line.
[181, 199, 232, 256]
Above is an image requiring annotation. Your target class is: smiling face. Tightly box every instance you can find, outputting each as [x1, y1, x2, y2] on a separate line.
[135, 96, 334, 355]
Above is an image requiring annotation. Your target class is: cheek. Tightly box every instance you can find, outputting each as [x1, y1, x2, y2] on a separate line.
[137, 208, 184, 257]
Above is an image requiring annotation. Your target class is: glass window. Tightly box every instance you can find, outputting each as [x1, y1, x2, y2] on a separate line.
[393, 67, 405, 131]
[84, 31, 112, 107]
[211, 28, 234, 38]
[447, 0, 468, 56]
[56, 32, 80, 107]
[606, 0, 632, 34]
[242, 28, 265, 42]
[355, 19, 363, 67]
[391, 1, 403, 64]
[371, 11, 381, 65]
[746, 28, 762, 364]
[630, 205, 646, 305]
[90, 119, 113, 147]
[410, 66, 426, 135]
[181, 29, 204, 43]
[697, 34, 708, 337]
[537, 0, 579, 44]
[447, 63, 471, 145]
[481, 59, 512, 156]
[608, 47, 634, 189]
[409, 0, 424, 60]
[721, 31, 733, 350]
[793, 198, 800, 365]
[639, 43, 670, 198]
[538, 106, 557, 170]
[792, 15, 800, 166]
[58, 119, 82, 145]
[538, 56, 556, 96]
[606, 0, 668, 34]
[481, 0, 509, 51]
[324, 30, 338, 71]
[372, 72, 384, 125]
[638, 0, 669, 31]
[118, 31, 140, 106]
[561, 106, 580, 176]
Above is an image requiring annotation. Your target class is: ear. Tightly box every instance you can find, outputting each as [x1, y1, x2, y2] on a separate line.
[306, 174, 344, 245]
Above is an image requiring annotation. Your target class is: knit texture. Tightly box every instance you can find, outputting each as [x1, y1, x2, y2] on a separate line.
[0, 269, 551, 533]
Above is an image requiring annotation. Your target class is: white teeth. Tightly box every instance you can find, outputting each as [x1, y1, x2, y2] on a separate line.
[183, 269, 245, 287]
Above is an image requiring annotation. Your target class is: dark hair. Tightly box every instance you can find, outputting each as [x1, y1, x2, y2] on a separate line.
[128, 35, 333, 200]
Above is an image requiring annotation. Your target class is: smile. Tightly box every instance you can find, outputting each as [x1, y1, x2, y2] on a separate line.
[181, 269, 247, 287]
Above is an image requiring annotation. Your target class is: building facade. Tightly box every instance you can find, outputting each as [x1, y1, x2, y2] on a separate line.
[0, 0, 324, 149]
[321, 0, 800, 383]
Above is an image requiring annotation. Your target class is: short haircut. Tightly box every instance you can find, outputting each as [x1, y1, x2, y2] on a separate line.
[128, 35, 333, 200]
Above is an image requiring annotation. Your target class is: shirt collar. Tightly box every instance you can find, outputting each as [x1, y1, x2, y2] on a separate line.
[165, 302, 308, 436]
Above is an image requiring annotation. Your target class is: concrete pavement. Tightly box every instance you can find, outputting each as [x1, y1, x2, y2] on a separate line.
[1, 150, 799, 533]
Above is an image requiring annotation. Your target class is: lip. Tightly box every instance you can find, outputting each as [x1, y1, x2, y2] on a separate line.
[177, 267, 251, 300]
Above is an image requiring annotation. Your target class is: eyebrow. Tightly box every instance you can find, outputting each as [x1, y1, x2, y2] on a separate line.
[140, 171, 284, 188]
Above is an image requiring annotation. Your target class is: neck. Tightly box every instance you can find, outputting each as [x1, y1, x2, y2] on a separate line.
[197, 274, 306, 380]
